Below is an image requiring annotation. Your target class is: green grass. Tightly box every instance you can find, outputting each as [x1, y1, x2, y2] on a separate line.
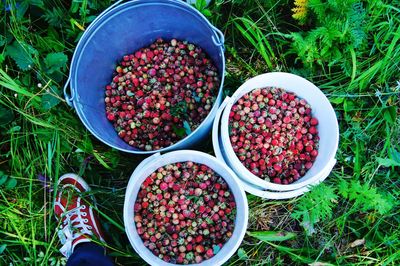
[0, 0, 399, 265]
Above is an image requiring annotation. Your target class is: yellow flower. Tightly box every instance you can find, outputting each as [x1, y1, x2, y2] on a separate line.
[292, 0, 308, 24]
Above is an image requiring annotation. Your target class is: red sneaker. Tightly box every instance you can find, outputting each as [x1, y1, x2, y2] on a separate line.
[54, 173, 106, 258]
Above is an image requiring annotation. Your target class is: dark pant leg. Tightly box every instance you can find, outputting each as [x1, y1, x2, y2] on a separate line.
[67, 242, 114, 266]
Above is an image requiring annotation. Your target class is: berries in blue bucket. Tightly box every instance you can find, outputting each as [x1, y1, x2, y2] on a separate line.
[104, 38, 220, 151]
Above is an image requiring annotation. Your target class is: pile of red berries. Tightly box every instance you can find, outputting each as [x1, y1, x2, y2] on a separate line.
[134, 162, 236, 264]
[105, 38, 220, 151]
[229, 87, 319, 184]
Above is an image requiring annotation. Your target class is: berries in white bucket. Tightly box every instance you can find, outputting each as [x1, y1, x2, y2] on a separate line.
[134, 161, 236, 264]
[228, 87, 319, 185]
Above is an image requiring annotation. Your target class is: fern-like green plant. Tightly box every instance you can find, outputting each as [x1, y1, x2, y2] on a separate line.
[338, 179, 394, 215]
[42, 7, 66, 28]
[292, 0, 308, 25]
[289, 0, 367, 74]
[292, 180, 394, 235]
[291, 183, 338, 235]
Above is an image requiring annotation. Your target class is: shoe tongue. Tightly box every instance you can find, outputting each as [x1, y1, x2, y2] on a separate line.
[59, 195, 80, 211]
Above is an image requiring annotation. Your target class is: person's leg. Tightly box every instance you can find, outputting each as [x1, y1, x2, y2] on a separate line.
[67, 242, 114, 266]
[54, 173, 114, 265]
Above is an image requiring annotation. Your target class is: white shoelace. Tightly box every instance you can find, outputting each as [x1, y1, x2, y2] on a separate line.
[58, 205, 93, 258]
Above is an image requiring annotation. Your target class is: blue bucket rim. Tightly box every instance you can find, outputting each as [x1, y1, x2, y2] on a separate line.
[68, 0, 226, 154]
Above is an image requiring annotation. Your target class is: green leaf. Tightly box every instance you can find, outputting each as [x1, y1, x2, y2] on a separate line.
[41, 86, 61, 110]
[16, 1, 29, 18]
[338, 179, 349, 198]
[44, 52, 68, 74]
[248, 231, 296, 242]
[0, 172, 8, 186]
[6, 41, 38, 71]
[292, 183, 337, 235]
[29, 0, 44, 8]
[338, 179, 394, 215]
[329, 97, 344, 104]
[202, 9, 212, 17]
[383, 106, 397, 125]
[0, 244, 6, 255]
[390, 148, 400, 162]
[183, 121, 192, 135]
[8, 126, 21, 133]
[42, 7, 65, 28]
[170, 101, 188, 119]
[5, 178, 17, 189]
[343, 99, 355, 112]
[376, 157, 400, 167]
[0, 35, 6, 47]
[195, 0, 207, 10]
[237, 248, 248, 260]
[0, 105, 14, 126]
[173, 125, 186, 138]
[93, 152, 112, 170]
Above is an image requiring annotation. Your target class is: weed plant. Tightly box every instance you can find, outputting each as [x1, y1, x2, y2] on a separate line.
[0, 0, 399, 265]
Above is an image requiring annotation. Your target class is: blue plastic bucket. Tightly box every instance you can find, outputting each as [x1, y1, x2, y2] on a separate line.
[64, 0, 225, 154]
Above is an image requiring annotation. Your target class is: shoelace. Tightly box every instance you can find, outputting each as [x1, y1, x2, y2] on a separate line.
[58, 205, 93, 258]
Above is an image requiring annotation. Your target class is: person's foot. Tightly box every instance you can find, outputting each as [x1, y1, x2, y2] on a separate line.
[54, 173, 106, 258]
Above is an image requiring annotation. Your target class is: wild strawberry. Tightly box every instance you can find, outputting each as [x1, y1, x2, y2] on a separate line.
[105, 38, 220, 151]
[229, 86, 319, 184]
[134, 162, 236, 263]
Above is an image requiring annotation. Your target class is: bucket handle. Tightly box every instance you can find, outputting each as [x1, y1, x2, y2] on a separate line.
[241, 158, 337, 199]
[64, 0, 125, 108]
[212, 96, 230, 163]
[63, 76, 74, 107]
[211, 25, 225, 50]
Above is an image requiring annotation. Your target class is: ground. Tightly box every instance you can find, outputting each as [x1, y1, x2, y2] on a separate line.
[0, 0, 399, 265]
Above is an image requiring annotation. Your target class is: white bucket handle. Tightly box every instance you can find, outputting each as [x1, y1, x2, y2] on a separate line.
[243, 158, 336, 199]
[212, 96, 230, 164]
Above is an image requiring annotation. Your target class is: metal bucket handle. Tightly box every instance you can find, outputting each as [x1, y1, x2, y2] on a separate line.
[63, 0, 225, 107]
[63, 0, 124, 107]
[211, 25, 225, 50]
[63, 76, 74, 107]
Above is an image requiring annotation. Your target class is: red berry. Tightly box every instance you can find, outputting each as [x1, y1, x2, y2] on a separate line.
[273, 163, 282, 172]
[272, 177, 281, 184]
[195, 235, 203, 243]
[107, 113, 115, 121]
[309, 126, 317, 134]
[195, 245, 205, 253]
[310, 117, 318, 126]
[311, 149, 318, 157]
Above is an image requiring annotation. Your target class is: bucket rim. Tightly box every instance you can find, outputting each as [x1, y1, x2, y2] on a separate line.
[123, 150, 248, 265]
[68, 0, 226, 154]
[218, 72, 339, 190]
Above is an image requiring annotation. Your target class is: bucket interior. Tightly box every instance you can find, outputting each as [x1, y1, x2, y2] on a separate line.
[123, 151, 247, 265]
[219, 73, 339, 191]
[71, 0, 224, 151]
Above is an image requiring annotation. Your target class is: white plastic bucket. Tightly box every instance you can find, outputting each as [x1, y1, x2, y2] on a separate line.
[212, 72, 339, 198]
[123, 150, 248, 266]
